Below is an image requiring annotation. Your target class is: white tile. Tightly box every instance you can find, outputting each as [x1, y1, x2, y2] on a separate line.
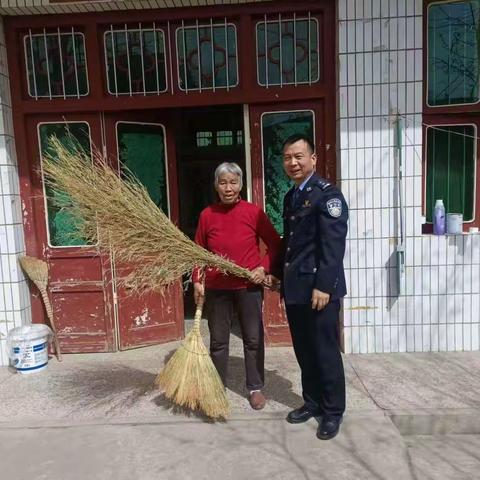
[388, 18, 397, 51]
[371, 19, 382, 51]
[351, 326, 360, 353]
[339, 2, 348, 22]
[414, 15, 422, 49]
[438, 324, 447, 351]
[347, 0, 356, 20]
[422, 325, 431, 352]
[343, 326, 352, 354]
[397, 17, 406, 50]
[383, 326, 391, 352]
[364, 0, 373, 19]
[406, 0, 415, 16]
[339, 86, 348, 117]
[339, 56, 348, 87]
[463, 323, 472, 351]
[375, 326, 383, 352]
[372, 0, 381, 18]
[406, 82, 415, 113]
[455, 323, 464, 351]
[347, 21, 356, 53]
[472, 322, 479, 351]
[397, 0, 406, 16]
[447, 324, 456, 351]
[356, 20, 365, 52]
[406, 324, 415, 351]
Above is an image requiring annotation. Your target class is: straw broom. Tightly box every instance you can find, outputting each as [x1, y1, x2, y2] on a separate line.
[155, 297, 229, 419]
[41, 137, 260, 418]
[18, 255, 62, 362]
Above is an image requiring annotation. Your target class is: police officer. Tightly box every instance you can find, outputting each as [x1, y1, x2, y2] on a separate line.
[272, 133, 348, 440]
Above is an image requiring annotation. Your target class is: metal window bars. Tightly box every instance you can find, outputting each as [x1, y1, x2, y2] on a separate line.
[257, 12, 320, 87]
[24, 28, 89, 99]
[104, 24, 168, 96]
[176, 18, 238, 92]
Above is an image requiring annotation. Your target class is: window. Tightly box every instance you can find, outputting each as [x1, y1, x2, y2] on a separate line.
[425, 125, 476, 223]
[176, 21, 238, 91]
[24, 30, 88, 99]
[117, 122, 169, 215]
[105, 26, 167, 96]
[261, 110, 314, 234]
[256, 15, 319, 87]
[427, 1, 480, 106]
[216, 130, 233, 146]
[196, 131, 213, 147]
[39, 122, 91, 247]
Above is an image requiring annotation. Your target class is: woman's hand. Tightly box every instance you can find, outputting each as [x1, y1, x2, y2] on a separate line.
[193, 282, 205, 305]
[250, 266, 266, 284]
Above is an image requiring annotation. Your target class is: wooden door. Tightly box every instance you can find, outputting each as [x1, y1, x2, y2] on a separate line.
[249, 101, 326, 345]
[104, 111, 184, 349]
[26, 113, 116, 352]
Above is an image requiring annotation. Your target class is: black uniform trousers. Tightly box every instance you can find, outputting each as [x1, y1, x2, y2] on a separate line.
[285, 300, 345, 418]
[206, 288, 265, 392]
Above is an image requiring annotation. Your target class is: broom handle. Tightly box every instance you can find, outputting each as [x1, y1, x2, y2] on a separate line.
[38, 286, 62, 362]
[193, 297, 204, 332]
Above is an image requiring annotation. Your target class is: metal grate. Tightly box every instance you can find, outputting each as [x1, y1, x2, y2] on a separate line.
[256, 13, 320, 87]
[176, 18, 238, 92]
[24, 28, 88, 99]
[104, 23, 168, 96]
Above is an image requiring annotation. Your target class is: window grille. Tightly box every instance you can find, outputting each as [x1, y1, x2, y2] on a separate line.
[24, 28, 88, 99]
[176, 19, 238, 92]
[105, 24, 167, 96]
[426, 125, 476, 222]
[256, 13, 319, 87]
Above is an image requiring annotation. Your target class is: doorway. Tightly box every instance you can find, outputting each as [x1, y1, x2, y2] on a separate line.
[174, 105, 246, 316]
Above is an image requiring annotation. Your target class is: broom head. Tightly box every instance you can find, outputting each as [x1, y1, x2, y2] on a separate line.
[19, 255, 49, 290]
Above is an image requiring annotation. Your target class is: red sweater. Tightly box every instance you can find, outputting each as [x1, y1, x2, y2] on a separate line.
[192, 200, 281, 290]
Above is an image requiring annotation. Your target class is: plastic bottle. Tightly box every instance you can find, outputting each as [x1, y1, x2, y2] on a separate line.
[433, 199, 446, 235]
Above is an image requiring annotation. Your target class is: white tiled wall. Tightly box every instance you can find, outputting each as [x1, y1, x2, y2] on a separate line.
[339, 0, 480, 353]
[0, 16, 30, 366]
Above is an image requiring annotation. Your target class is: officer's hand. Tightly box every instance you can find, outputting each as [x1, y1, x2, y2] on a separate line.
[250, 266, 266, 284]
[193, 282, 205, 306]
[311, 289, 330, 310]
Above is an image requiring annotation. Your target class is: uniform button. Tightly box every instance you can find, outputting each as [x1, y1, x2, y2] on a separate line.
[287, 247, 291, 252]
[290, 216, 295, 220]
[285, 262, 290, 267]
[313, 268, 317, 273]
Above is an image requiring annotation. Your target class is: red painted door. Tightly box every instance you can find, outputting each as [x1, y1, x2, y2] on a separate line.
[26, 113, 116, 352]
[249, 101, 326, 345]
[104, 111, 184, 350]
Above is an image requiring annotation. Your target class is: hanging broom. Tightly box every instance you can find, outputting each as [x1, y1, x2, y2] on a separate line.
[40, 137, 264, 418]
[18, 255, 62, 362]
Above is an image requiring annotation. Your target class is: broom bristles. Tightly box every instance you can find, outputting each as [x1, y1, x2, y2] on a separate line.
[41, 136, 255, 295]
[155, 303, 229, 419]
[18, 255, 49, 288]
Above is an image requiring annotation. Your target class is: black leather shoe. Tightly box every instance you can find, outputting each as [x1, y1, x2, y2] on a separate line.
[286, 405, 319, 424]
[316, 416, 343, 440]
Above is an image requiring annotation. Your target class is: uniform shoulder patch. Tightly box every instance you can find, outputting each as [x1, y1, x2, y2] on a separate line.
[326, 198, 343, 217]
[316, 180, 331, 191]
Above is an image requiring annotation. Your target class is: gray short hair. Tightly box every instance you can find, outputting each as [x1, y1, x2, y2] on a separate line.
[214, 162, 243, 189]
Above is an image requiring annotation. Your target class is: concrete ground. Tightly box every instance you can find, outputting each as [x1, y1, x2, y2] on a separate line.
[1, 321, 480, 479]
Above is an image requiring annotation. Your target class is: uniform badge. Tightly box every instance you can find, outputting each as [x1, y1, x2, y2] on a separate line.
[326, 198, 342, 217]
[306, 186, 312, 192]
[303, 200, 311, 208]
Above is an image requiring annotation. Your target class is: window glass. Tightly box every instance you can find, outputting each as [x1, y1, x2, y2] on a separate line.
[117, 122, 169, 215]
[25, 32, 88, 98]
[176, 23, 238, 91]
[257, 18, 319, 87]
[39, 122, 91, 246]
[426, 125, 476, 222]
[105, 28, 167, 95]
[261, 110, 314, 234]
[428, 1, 480, 106]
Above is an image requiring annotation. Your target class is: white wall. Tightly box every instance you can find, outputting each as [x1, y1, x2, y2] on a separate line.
[0, 17, 31, 366]
[339, 0, 480, 353]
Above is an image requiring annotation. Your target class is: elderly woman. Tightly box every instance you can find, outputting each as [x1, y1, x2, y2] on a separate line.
[193, 162, 281, 410]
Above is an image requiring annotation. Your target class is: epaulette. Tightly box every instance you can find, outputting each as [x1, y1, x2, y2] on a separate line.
[315, 179, 331, 191]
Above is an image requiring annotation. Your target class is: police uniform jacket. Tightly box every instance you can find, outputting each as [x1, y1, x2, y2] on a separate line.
[277, 174, 348, 305]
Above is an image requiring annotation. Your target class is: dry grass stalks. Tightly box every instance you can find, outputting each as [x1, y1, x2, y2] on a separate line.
[41, 137, 254, 294]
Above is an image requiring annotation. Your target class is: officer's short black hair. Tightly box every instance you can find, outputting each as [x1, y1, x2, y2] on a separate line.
[282, 134, 315, 154]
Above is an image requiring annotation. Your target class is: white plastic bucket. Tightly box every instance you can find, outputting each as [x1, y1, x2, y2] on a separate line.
[7, 324, 52, 374]
[446, 213, 463, 234]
